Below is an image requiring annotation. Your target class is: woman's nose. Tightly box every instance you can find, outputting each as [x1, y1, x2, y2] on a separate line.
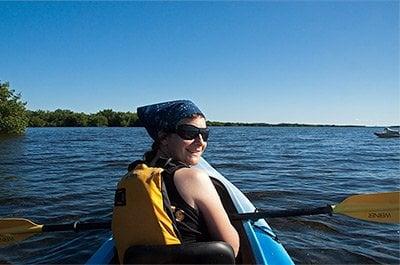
[194, 134, 205, 145]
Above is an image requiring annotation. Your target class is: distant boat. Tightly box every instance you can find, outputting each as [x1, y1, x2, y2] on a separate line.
[374, 127, 400, 138]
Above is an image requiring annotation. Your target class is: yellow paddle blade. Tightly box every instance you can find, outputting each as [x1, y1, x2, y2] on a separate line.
[332, 191, 400, 224]
[0, 218, 43, 247]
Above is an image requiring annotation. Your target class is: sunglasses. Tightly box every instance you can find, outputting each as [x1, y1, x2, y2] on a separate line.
[175, 124, 210, 142]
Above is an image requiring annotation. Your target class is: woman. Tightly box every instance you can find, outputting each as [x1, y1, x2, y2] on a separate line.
[137, 100, 240, 256]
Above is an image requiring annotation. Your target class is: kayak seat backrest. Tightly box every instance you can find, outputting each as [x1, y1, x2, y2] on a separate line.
[123, 241, 235, 264]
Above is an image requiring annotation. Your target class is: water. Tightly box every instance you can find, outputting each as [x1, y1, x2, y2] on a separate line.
[0, 127, 399, 264]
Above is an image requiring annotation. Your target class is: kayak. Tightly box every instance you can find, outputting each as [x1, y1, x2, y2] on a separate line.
[86, 157, 294, 264]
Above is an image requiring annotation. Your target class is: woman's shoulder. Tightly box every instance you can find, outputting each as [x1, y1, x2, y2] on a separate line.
[174, 166, 212, 187]
[173, 166, 216, 208]
[175, 166, 207, 178]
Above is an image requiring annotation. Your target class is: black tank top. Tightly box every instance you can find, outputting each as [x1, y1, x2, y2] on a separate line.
[153, 157, 211, 243]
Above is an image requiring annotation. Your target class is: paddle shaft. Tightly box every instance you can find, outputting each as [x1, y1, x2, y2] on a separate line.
[42, 221, 111, 232]
[230, 205, 333, 221]
[28, 206, 334, 232]
[1, 206, 333, 236]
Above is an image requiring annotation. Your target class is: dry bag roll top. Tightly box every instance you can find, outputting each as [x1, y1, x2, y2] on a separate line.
[112, 162, 181, 264]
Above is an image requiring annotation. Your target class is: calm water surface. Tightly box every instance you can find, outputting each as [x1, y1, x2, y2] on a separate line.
[0, 127, 399, 264]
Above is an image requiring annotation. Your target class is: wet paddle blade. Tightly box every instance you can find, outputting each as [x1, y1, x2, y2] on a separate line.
[333, 191, 400, 224]
[0, 218, 43, 246]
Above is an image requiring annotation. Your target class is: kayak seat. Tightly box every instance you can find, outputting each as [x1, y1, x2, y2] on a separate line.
[123, 241, 235, 264]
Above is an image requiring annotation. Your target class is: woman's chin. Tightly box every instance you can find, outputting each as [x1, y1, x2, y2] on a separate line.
[184, 154, 201, 165]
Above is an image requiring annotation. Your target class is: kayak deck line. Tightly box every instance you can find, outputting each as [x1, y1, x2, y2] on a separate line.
[251, 222, 280, 243]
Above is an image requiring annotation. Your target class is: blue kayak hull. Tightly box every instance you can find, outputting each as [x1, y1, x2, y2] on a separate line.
[87, 158, 294, 265]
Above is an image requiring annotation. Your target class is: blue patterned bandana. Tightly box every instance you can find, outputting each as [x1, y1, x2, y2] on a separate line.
[137, 100, 205, 141]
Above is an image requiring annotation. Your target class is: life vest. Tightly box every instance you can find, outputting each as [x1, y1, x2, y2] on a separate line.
[112, 160, 182, 264]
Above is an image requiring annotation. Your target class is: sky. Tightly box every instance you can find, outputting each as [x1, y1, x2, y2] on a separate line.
[0, 1, 398, 126]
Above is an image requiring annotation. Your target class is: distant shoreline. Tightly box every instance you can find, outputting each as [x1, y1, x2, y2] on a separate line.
[26, 123, 370, 128]
[27, 109, 393, 128]
[206, 122, 367, 127]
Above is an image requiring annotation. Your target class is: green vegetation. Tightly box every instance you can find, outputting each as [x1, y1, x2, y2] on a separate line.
[27, 110, 364, 128]
[27, 109, 140, 127]
[0, 81, 29, 135]
[0, 81, 365, 130]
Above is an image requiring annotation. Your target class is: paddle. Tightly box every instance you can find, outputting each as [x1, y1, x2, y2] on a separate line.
[1, 191, 398, 247]
[0, 218, 110, 247]
[231, 191, 400, 224]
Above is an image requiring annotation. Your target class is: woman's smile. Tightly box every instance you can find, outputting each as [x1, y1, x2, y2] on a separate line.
[162, 116, 208, 165]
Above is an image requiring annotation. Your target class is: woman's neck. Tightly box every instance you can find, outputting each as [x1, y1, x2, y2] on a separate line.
[149, 150, 171, 167]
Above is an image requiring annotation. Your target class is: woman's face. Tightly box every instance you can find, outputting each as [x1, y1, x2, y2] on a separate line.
[162, 116, 208, 165]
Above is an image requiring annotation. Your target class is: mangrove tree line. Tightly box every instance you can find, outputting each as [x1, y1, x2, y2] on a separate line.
[28, 109, 140, 127]
[1, 82, 364, 133]
[0, 81, 29, 135]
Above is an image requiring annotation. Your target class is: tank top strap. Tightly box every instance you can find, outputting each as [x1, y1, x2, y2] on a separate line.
[155, 157, 189, 172]
[156, 158, 210, 242]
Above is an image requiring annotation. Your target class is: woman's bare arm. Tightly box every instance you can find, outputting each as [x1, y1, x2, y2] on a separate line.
[174, 168, 240, 256]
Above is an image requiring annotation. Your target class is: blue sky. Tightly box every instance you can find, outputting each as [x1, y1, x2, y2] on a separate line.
[0, 1, 398, 126]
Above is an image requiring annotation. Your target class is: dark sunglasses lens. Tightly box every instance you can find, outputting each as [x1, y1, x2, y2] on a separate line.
[200, 128, 209, 141]
[178, 129, 197, 140]
[177, 125, 209, 141]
